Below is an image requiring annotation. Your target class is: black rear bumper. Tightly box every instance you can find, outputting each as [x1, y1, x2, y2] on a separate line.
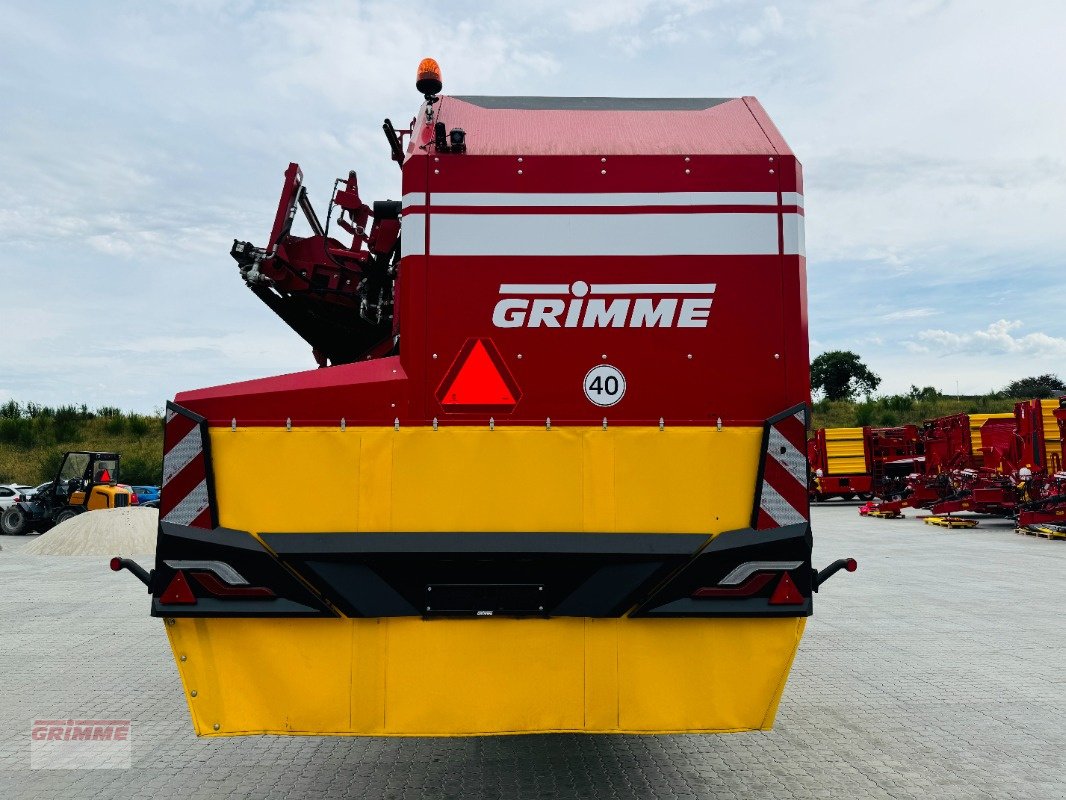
[150, 522, 813, 619]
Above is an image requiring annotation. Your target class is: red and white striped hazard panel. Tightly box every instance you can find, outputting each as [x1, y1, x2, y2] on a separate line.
[159, 403, 215, 530]
[752, 405, 810, 530]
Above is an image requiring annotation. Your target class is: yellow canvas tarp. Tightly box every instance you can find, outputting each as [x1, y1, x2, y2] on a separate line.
[161, 425, 808, 736]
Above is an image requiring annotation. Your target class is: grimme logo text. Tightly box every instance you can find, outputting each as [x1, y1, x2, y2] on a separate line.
[31, 719, 130, 741]
[492, 281, 715, 329]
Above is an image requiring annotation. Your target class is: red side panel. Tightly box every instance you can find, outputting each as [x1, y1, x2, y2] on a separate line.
[175, 357, 409, 426]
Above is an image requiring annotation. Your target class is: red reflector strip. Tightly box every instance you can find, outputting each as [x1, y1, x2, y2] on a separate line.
[160, 571, 197, 605]
[692, 572, 775, 598]
[768, 572, 804, 605]
[189, 572, 275, 598]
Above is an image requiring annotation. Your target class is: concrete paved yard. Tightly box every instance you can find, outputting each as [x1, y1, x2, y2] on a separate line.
[1, 505, 1064, 799]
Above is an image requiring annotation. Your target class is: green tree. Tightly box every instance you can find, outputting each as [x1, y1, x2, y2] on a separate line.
[810, 351, 882, 401]
[908, 385, 940, 400]
[1002, 374, 1065, 399]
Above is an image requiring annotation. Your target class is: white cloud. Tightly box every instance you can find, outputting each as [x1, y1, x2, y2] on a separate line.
[907, 320, 1066, 357]
[880, 308, 938, 321]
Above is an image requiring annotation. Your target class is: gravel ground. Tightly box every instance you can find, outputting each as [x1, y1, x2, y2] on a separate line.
[1, 504, 1063, 799]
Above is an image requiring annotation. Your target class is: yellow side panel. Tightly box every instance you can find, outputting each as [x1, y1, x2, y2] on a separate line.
[616, 618, 804, 731]
[208, 426, 762, 535]
[169, 618, 352, 735]
[165, 616, 805, 736]
[389, 430, 584, 532]
[823, 427, 867, 475]
[384, 618, 586, 733]
[1041, 406, 1062, 467]
[612, 429, 757, 532]
[826, 456, 866, 474]
[824, 427, 863, 441]
[970, 413, 1013, 456]
[584, 618, 620, 730]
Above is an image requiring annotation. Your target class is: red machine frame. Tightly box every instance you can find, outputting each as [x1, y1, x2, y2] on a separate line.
[807, 425, 922, 501]
[861, 398, 1066, 521]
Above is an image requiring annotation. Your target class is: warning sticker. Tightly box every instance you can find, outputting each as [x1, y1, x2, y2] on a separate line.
[583, 365, 626, 408]
[435, 338, 521, 413]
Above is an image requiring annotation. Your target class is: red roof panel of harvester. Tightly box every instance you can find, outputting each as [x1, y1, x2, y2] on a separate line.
[436, 96, 792, 156]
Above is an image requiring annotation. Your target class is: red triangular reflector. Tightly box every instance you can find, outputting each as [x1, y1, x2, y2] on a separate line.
[769, 572, 804, 605]
[160, 571, 197, 605]
[438, 339, 518, 408]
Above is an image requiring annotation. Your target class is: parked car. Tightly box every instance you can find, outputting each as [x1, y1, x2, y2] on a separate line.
[20, 482, 52, 501]
[130, 485, 160, 504]
[0, 484, 34, 510]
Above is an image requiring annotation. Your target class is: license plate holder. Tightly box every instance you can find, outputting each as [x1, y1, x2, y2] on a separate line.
[424, 583, 545, 617]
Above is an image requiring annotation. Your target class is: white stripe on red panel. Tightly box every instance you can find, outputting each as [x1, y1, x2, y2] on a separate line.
[759, 482, 807, 527]
[162, 479, 209, 527]
[766, 427, 807, 486]
[162, 425, 202, 485]
[160, 405, 214, 531]
[755, 406, 811, 530]
[402, 212, 784, 257]
[782, 212, 805, 256]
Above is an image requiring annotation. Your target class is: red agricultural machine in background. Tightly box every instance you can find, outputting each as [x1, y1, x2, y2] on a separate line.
[847, 397, 1066, 527]
[1015, 400, 1066, 532]
[807, 425, 922, 502]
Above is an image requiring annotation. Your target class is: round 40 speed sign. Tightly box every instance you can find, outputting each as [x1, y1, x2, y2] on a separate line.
[583, 364, 626, 407]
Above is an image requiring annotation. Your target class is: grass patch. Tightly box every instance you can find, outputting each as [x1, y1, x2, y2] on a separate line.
[0, 405, 163, 485]
[811, 394, 1020, 430]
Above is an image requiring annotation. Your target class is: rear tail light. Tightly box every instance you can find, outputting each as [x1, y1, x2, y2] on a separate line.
[768, 572, 804, 605]
[692, 572, 775, 598]
[160, 571, 197, 605]
[190, 572, 275, 598]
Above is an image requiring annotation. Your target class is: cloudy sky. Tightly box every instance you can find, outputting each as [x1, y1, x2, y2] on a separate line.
[1, 0, 1063, 412]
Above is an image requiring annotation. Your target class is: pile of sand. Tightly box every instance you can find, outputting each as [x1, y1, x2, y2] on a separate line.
[21, 507, 157, 556]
